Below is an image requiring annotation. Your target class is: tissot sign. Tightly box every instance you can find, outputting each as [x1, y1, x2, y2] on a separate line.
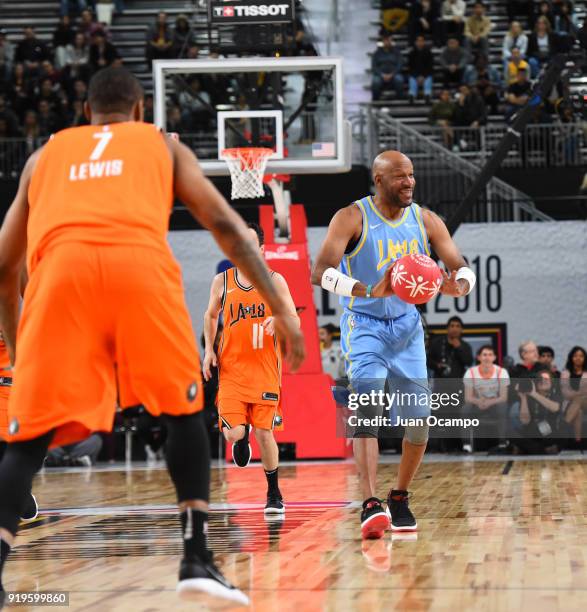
[209, 0, 295, 24]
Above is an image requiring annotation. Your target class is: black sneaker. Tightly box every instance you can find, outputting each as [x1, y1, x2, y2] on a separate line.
[177, 552, 249, 605]
[20, 494, 38, 522]
[386, 489, 417, 531]
[232, 425, 252, 468]
[264, 492, 285, 514]
[360, 497, 390, 540]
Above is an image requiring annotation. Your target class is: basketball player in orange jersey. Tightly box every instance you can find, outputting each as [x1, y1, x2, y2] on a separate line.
[0, 67, 304, 606]
[203, 223, 299, 514]
[312, 151, 474, 539]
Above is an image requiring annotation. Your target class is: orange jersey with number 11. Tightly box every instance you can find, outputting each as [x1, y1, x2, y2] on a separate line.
[218, 268, 281, 404]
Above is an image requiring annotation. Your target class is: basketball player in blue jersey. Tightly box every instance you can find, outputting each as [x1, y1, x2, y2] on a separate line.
[312, 151, 476, 539]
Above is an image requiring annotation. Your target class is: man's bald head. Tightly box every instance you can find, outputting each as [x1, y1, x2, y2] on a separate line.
[372, 150, 415, 209]
[372, 150, 411, 180]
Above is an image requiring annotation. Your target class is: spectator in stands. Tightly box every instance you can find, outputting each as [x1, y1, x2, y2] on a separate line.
[511, 368, 563, 454]
[407, 35, 434, 103]
[53, 15, 75, 50]
[505, 67, 531, 121]
[146, 11, 173, 65]
[510, 340, 546, 397]
[39, 60, 62, 87]
[554, 1, 579, 50]
[538, 346, 561, 378]
[167, 105, 188, 133]
[561, 346, 587, 444]
[56, 32, 90, 84]
[506, 46, 530, 85]
[69, 78, 88, 105]
[172, 14, 195, 58]
[0, 95, 19, 134]
[408, 0, 441, 47]
[452, 84, 487, 150]
[37, 99, 61, 136]
[35, 77, 61, 112]
[203, 48, 231, 106]
[463, 345, 510, 451]
[15, 27, 50, 77]
[428, 88, 456, 147]
[467, 54, 500, 114]
[0, 30, 14, 85]
[89, 30, 118, 73]
[9, 63, 32, 121]
[502, 21, 528, 76]
[429, 316, 473, 379]
[45, 433, 102, 467]
[532, 1, 555, 30]
[319, 324, 345, 382]
[371, 32, 405, 101]
[527, 16, 556, 77]
[464, 2, 492, 60]
[507, 0, 535, 28]
[439, 36, 471, 89]
[22, 109, 40, 141]
[178, 77, 212, 132]
[381, 1, 410, 34]
[78, 9, 103, 42]
[441, 0, 466, 43]
[68, 98, 88, 127]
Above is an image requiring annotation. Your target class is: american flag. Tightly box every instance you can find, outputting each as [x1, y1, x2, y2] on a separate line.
[312, 142, 336, 158]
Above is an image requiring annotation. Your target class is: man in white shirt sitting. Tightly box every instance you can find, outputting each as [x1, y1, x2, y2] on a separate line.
[462, 345, 510, 451]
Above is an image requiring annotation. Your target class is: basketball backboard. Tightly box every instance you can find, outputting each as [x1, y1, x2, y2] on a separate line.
[153, 56, 350, 175]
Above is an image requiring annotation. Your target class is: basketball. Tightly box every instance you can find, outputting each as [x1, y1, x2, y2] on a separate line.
[390, 254, 443, 305]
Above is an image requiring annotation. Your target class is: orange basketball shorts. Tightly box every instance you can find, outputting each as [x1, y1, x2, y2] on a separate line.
[218, 397, 283, 431]
[8, 242, 203, 448]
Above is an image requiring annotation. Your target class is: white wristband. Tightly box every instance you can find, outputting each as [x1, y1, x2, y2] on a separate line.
[455, 266, 476, 295]
[321, 267, 358, 297]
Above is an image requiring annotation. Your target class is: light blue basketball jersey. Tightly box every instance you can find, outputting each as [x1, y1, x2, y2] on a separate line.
[340, 195, 431, 320]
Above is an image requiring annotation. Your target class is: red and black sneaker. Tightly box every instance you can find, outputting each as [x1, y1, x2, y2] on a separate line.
[386, 489, 417, 531]
[360, 497, 390, 539]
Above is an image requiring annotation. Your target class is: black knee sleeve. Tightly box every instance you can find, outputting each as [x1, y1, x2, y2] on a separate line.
[0, 432, 52, 535]
[162, 412, 210, 503]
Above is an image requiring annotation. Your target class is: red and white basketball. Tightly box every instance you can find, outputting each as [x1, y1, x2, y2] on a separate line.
[390, 254, 443, 304]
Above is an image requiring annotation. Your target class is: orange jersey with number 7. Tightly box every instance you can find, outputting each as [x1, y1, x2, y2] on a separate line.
[27, 122, 175, 273]
[218, 268, 282, 404]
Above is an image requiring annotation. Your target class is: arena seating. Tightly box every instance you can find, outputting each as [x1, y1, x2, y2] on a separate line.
[367, 0, 586, 126]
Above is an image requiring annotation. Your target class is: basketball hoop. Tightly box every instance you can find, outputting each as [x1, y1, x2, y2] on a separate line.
[221, 147, 274, 199]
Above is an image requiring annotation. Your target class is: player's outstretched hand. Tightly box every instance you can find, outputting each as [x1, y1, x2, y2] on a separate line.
[370, 262, 396, 298]
[273, 314, 305, 372]
[202, 351, 217, 381]
[263, 316, 275, 336]
[440, 269, 468, 297]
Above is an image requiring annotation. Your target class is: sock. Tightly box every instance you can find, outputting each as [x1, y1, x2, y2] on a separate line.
[180, 508, 208, 560]
[0, 538, 10, 591]
[265, 468, 280, 495]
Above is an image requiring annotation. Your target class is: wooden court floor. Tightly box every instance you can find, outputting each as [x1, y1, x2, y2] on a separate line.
[4, 456, 587, 611]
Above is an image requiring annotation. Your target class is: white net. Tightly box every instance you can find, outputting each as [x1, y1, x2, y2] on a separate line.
[221, 147, 274, 199]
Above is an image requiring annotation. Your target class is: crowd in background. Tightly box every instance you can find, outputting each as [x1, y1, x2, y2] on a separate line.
[0, 7, 315, 152]
[371, 0, 583, 150]
[321, 315, 587, 455]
